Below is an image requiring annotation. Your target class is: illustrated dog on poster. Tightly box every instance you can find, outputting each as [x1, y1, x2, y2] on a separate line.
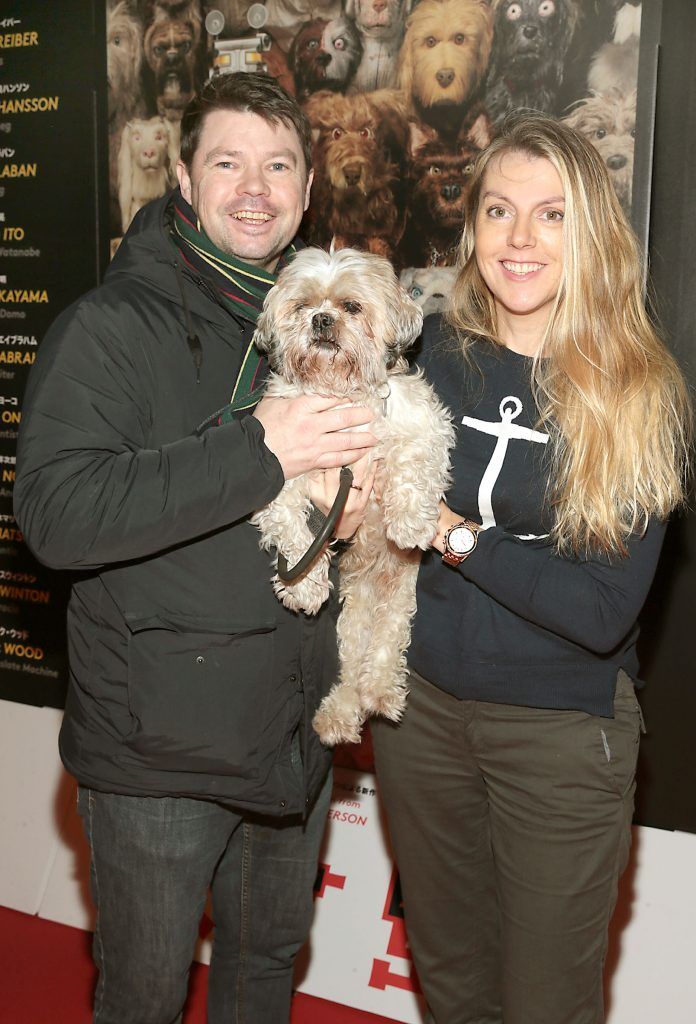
[563, 89, 636, 213]
[400, 265, 458, 316]
[251, 248, 454, 745]
[401, 123, 479, 267]
[345, 0, 411, 92]
[397, 0, 493, 145]
[107, 1, 147, 235]
[484, 0, 580, 125]
[289, 15, 363, 101]
[108, 1, 145, 126]
[118, 116, 179, 233]
[304, 90, 409, 261]
[587, 1, 640, 98]
[143, 0, 204, 122]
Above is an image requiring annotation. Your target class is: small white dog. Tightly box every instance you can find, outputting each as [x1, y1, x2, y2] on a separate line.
[251, 248, 453, 745]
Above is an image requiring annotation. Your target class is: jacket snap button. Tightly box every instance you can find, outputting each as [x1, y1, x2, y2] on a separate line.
[279, 800, 286, 808]
[289, 674, 297, 683]
[196, 655, 205, 665]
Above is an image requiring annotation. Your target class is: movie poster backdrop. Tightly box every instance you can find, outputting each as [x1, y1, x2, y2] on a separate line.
[0, 0, 102, 708]
[106, 0, 642, 285]
[0, 1, 645, 714]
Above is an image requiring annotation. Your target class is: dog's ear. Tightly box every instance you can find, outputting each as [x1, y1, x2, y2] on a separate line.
[369, 90, 409, 159]
[386, 288, 424, 366]
[252, 307, 277, 360]
[408, 118, 438, 157]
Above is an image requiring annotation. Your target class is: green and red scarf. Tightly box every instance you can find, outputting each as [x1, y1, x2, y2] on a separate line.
[170, 188, 301, 420]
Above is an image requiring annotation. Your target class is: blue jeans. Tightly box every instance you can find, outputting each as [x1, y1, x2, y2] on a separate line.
[77, 771, 331, 1024]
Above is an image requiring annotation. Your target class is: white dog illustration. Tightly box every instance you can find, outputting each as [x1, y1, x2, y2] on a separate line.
[251, 248, 453, 745]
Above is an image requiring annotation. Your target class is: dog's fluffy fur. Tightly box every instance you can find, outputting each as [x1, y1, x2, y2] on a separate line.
[304, 89, 409, 261]
[398, 0, 493, 142]
[563, 89, 636, 213]
[251, 248, 454, 745]
[587, 34, 639, 97]
[484, 0, 580, 124]
[108, 1, 145, 125]
[400, 265, 457, 316]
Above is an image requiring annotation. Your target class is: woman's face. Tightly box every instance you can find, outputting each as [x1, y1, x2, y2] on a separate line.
[474, 150, 565, 351]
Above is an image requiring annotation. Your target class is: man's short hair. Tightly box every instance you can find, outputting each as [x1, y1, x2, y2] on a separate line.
[179, 72, 313, 176]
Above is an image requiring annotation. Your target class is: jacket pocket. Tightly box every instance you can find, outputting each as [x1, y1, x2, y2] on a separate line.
[122, 617, 276, 778]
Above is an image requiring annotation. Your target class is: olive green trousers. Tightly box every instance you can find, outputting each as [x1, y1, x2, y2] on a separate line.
[371, 668, 641, 1024]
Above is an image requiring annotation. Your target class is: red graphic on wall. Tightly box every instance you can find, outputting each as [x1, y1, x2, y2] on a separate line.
[369, 867, 421, 994]
[314, 862, 347, 900]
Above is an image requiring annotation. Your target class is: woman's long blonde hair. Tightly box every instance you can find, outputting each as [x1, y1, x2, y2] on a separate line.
[449, 111, 692, 555]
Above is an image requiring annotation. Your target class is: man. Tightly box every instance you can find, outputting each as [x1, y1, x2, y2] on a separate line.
[14, 73, 375, 1024]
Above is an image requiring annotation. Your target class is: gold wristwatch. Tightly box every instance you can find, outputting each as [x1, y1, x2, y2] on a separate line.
[442, 519, 480, 567]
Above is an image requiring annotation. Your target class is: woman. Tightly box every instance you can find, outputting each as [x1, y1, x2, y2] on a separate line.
[370, 111, 691, 1024]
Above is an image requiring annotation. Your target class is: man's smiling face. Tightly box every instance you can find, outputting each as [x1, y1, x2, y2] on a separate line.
[177, 109, 313, 272]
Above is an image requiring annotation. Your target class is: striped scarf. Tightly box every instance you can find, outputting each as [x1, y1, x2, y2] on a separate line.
[170, 188, 300, 416]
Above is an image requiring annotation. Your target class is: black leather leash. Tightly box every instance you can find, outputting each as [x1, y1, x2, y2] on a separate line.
[276, 466, 354, 582]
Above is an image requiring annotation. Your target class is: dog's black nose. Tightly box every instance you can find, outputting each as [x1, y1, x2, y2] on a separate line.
[607, 154, 627, 170]
[436, 68, 455, 88]
[312, 312, 335, 332]
[523, 24, 538, 40]
[316, 52, 331, 67]
[441, 184, 461, 201]
[344, 164, 362, 187]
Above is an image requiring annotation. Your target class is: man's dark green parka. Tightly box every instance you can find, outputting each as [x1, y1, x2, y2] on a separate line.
[14, 194, 335, 814]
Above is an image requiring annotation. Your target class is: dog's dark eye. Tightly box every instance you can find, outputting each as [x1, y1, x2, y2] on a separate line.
[538, 0, 555, 16]
[630, 128, 636, 138]
[294, 303, 306, 314]
[334, 36, 346, 50]
[453, 33, 466, 45]
[425, 35, 438, 48]
[506, 3, 522, 20]
[359, 127, 373, 139]
[113, 34, 121, 46]
[409, 286, 424, 298]
[595, 128, 607, 140]
[342, 300, 362, 315]
[429, 165, 442, 176]
[464, 163, 474, 174]
[332, 127, 344, 140]
[154, 44, 166, 56]
[307, 39, 319, 50]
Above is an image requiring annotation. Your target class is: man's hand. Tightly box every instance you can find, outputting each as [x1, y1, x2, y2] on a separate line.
[254, 393, 377, 480]
[308, 453, 377, 541]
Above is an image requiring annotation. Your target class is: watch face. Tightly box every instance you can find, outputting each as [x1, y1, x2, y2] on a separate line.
[447, 525, 476, 555]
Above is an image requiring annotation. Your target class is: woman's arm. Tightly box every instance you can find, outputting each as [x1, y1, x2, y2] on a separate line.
[431, 502, 666, 653]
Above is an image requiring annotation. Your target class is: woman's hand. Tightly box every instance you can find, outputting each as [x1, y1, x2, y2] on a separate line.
[308, 452, 377, 541]
[430, 500, 466, 554]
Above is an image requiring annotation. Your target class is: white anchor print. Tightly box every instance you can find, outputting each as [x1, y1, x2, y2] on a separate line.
[462, 396, 549, 538]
